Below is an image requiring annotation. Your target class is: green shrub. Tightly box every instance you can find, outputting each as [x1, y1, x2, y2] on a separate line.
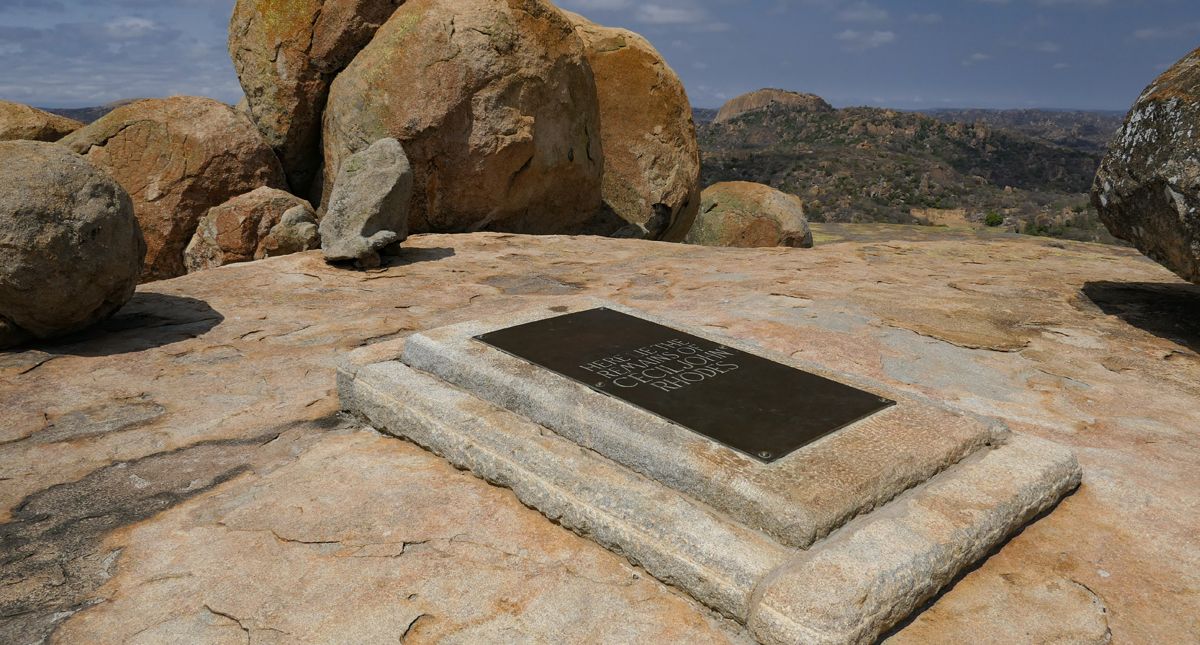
[984, 211, 1004, 227]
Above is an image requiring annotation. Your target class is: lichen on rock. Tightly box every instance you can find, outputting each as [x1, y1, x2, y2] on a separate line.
[321, 0, 603, 235]
[1093, 46, 1200, 283]
[61, 97, 287, 281]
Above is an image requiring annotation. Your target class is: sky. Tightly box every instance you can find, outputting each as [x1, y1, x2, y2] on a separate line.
[0, 0, 1196, 111]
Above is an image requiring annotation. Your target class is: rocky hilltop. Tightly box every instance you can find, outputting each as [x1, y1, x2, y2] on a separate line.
[924, 108, 1123, 154]
[1, 229, 1196, 644]
[3, 3, 1200, 643]
[714, 88, 834, 124]
[699, 90, 1114, 242]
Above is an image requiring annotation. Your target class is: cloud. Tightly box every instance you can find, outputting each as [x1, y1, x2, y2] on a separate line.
[105, 16, 159, 39]
[0, 13, 238, 107]
[962, 52, 993, 66]
[1132, 22, 1200, 40]
[1036, 0, 1110, 6]
[908, 13, 943, 24]
[837, 2, 888, 22]
[558, 0, 632, 10]
[0, 0, 66, 10]
[628, 2, 729, 31]
[975, 0, 1109, 5]
[1030, 40, 1061, 53]
[636, 4, 705, 24]
[835, 29, 896, 52]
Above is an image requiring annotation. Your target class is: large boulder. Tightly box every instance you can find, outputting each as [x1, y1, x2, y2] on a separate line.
[61, 97, 287, 281]
[184, 187, 319, 273]
[0, 100, 83, 142]
[1093, 46, 1200, 284]
[685, 181, 814, 248]
[563, 11, 700, 242]
[0, 141, 145, 348]
[322, 0, 603, 235]
[714, 89, 834, 124]
[229, 0, 401, 195]
[320, 137, 412, 268]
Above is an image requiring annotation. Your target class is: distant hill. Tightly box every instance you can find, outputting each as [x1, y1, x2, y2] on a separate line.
[921, 108, 1124, 153]
[698, 92, 1123, 244]
[693, 107, 718, 125]
[40, 99, 144, 124]
[714, 88, 833, 124]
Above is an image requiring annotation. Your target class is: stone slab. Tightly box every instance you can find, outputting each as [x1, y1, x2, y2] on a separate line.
[401, 300, 1007, 548]
[748, 433, 1082, 645]
[339, 349, 1082, 644]
[339, 359, 792, 620]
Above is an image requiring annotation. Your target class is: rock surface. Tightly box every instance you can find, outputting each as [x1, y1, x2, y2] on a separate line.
[1, 226, 1198, 643]
[184, 187, 319, 273]
[686, 181, 814, 248]
[61, 97, 287, 281]
[1093, 46, 1200, 284]
[322, 0, 603, 234]
[0, 141, 144, 348]
[319, 137, 412, 267]
[714, 88, 834, 124]
[0, 100, 83, 141]
[564, 11, 701, 241]
[228, 0, 400, 195]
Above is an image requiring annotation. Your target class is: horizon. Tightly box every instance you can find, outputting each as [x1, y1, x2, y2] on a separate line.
[0, 1, 1196, 113]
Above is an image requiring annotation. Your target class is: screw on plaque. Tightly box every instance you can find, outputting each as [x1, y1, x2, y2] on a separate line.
[758, 451, 773, 460]
[878, 397, 890, 403]
[595, 382, 606, 388]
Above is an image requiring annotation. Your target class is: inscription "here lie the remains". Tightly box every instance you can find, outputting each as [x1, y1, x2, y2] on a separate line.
[578, 338, 740, 392]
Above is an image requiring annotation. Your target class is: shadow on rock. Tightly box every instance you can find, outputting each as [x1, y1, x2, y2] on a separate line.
[31, 293, 224, 358]
[1081, 281, 1200, 353]
[381, 246, 455, 268]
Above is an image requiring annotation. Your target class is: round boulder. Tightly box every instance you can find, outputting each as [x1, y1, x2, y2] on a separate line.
[0, 100, 83, 142]
[0, 141, 145, 348]
[229, 0, 400, 194]
[185, 187, 319, 273]
[685, 182, 814, 249]
[61, 97, 287, 281]
[322, 0, 603, 234]
[1093, 46, 1200, 283]
[564, 11, 701, 242]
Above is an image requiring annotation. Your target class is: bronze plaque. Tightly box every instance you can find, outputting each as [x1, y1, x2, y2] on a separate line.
[474, 308, 893, 463]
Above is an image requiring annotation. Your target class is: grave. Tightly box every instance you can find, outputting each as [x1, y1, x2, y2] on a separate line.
[339, 300, 1081, 645]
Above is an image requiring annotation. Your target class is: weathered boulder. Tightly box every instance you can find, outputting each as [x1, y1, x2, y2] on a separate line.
[322, 0, 603, 234]
[0, 100, 83, 142]
[1093, 46, 1200, 283]
[320, 137, 412, 267]
[263, 206, 322, 259]
[229, 0, 400, 195]
[714, 89, 834, 124]
[184, 187, 319, 273]
[61, 97, 287, 281]
[563, 11, 700, 242]
[0, 141, 144, 348]
[685, 181, 814, 248]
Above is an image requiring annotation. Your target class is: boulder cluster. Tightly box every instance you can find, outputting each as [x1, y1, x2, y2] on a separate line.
[1, 0, 759, 348]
